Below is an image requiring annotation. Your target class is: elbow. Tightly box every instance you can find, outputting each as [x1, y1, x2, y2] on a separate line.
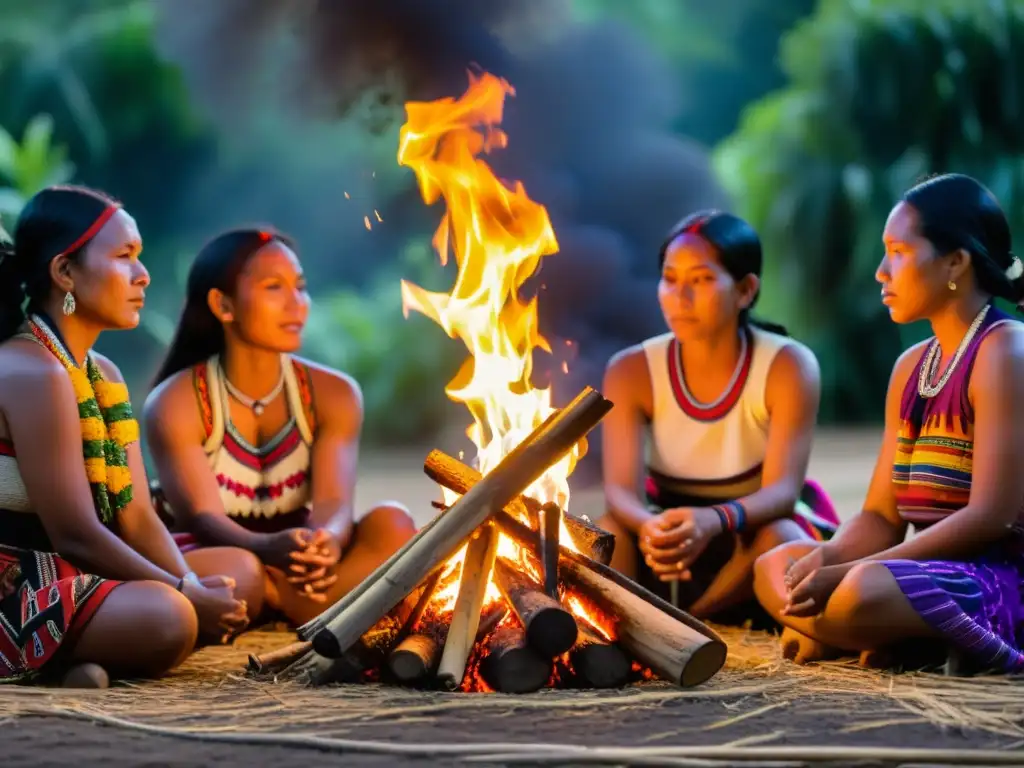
[48, 525, 103, 568]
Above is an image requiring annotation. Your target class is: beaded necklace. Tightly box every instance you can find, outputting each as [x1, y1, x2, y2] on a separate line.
[917, 304, 990, 399]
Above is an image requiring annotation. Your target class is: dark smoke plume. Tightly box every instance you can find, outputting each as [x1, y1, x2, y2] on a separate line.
[153, 0, 563, 124]
[153, 1, 727, 486]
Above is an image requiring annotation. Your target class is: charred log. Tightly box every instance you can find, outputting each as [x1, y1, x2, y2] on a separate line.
[492, 557, 577, 657]
[479, 625, 553, 694]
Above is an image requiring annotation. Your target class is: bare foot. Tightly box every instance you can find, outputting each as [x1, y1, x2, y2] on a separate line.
[780, 627, 840, 665]
[61, 662, 110, 689]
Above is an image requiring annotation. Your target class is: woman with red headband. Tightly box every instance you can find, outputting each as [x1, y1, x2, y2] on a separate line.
[0, 186, 252, 687]
[145, 228, 416, 626]
[597, 210, 840, 625]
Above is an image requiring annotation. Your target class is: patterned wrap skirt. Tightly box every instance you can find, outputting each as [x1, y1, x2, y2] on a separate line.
[882, 537, 1024, 673]
[0, 510, 120, 683]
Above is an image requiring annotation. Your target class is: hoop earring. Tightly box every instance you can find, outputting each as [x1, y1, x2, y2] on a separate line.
[948, 280, 957, 292]
[62, 291, 76, 316]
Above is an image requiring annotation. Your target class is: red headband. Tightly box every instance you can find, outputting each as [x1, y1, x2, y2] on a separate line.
[58, 204, 120, 258]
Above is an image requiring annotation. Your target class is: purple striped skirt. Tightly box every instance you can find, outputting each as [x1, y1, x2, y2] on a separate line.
[883, 550, 1024, 673]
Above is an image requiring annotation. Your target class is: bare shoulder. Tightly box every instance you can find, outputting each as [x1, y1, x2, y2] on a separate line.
[293, 356, 363, 415]
[770, 340, 820, 384]
[972, 320, 1024, 384]
[604, 343, 648, 382]
[603, 343, 652, 415]
[142, 367, 203, 440]
[0, 339, 77, 408]
[890, 338, 930, 388]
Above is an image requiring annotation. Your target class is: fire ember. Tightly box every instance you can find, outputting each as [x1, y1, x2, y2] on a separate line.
[249, 73, 728, 692]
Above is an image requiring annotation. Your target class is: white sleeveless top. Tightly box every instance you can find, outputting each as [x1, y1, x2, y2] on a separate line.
[642, 326, 793, 501]
[195, 355, 315, 520]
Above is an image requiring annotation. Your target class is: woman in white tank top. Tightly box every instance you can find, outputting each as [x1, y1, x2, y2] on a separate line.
[598, 211, 839, 625]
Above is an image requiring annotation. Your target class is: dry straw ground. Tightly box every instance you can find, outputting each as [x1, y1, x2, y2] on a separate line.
[5, 626, 1024, 766]
[5, 432, 1024, 766]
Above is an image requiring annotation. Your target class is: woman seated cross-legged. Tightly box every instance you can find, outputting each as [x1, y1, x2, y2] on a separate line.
[0, 187, 252, 686]
[597, 211, 840, 625]
[144, 228, 417, 627]
[754, 174, 1024, 672]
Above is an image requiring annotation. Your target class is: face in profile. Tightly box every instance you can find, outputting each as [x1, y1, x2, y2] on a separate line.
[223, 241, 310, 353]
[658, 233, 753, 341]
[877, 202, 952, 324]
[62, 209, 148, 330]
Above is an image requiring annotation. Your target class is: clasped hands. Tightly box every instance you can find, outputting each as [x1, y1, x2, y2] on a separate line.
[781, 545, 849, 617]
[638, 506, 724, 581]
[260, 527, 345, 602]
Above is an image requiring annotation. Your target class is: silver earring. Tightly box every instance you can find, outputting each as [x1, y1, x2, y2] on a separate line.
[62, 291, 76, 316]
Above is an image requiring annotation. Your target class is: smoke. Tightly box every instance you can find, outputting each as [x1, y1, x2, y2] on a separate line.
[153, 2, 727, 486]
[152, 0, 563, 123]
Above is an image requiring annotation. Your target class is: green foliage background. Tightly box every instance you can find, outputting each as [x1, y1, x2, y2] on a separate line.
[3, 0, 1022, 444]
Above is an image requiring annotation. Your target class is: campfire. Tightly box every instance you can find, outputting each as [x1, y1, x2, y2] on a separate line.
[250, 73, 727, 693]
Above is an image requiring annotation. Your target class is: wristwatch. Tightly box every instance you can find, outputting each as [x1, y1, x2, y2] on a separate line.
[176, 572, 201, 592]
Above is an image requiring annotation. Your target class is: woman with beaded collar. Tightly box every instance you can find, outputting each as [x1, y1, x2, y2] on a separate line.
[597, 210, 839, 625]
[144, 228, 417, 627]
[0, 186, 251, 686]
[754, 174, 1024, 672]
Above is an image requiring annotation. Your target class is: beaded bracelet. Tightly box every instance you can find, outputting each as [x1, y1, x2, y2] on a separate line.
[712, 500, 748, 533]
[711, 506, 730, 533]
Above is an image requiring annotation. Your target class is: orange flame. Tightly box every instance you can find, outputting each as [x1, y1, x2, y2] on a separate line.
[399, 72, 590, 614]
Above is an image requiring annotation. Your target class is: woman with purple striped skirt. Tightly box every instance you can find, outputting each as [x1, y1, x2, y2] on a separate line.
[753, 173, 1024, 673]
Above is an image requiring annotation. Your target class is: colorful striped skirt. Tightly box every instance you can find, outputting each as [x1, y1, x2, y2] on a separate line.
[0, 511, 120, 683]
[883, 547, 1024, 673]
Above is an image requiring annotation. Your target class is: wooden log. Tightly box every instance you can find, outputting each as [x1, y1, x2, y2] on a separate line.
[562, 558, 725, 688]
[540, 501, 560, 598]
[476, 601, 507, 639]
[299, 501, 454, 641]
[389, 634, 439, 683]
[494, 510, 724, 646]
[492, 557, 577, 657]
[288, 591, 419, 684]
[569, 626, 630, 689]
[247, 640, 312, 675]
[423, 449, 615, 565]
[437, 523, 499, 690]
[312, 386, 612, 660]
[394, 569, 443, 645]
[493, 509, 726, 687]
[479, 625, 553, 693]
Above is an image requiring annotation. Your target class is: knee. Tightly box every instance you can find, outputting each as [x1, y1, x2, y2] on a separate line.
[362, 501, 417, 544]
[754, 539, 810, 581]
[143, 584, 199, 669]
[224, 549, 267, 614]
[829, 562, 893, 624]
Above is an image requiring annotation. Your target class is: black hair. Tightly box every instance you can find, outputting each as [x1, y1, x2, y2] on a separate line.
[151, 227, 295, 387]
[0, 186, 119, 342]
[658, 209, 788, 336]
[902, 173, 1023, 308]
